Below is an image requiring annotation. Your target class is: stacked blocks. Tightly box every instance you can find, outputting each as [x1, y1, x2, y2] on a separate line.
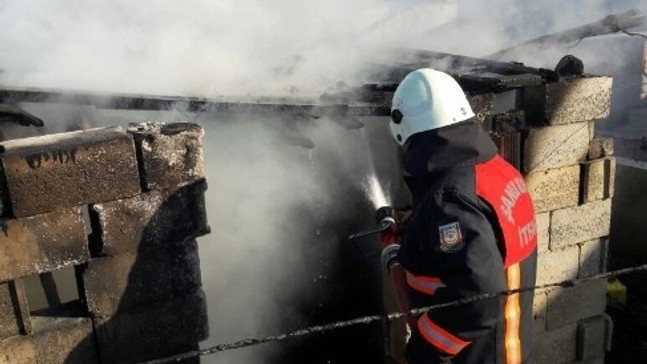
[0, 122, 210, 364]
[521, 76, 615, 364]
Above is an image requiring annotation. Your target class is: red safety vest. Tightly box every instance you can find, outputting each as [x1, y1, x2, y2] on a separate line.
[475, 155, 537, 268]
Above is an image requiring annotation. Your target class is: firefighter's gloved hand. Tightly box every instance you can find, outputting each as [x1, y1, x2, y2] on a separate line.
[379, 218, 399, 248]
[379, 216, 400, 270]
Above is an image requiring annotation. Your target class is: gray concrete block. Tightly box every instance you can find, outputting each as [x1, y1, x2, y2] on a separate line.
[582, 158, 615, 203]
[588, 138, 614, 160]
[94, 289, 208, 364]
[524, 76, 612, 126]
[606, 158, 615, 199]
[536, 212, 550, 253]
[0, 335, 37, 364]
[128, 122, 205, 192]
[581, 159, 605, 203]
[82, 240, 202, 321]
[0, 127, 140, 218]
[92, 181, 210, 255]
[578, 239, 607, 278]
[532, 323, 578, 364]
[588, 122, 595, 143]
[0, 207, 89, 282]
[576, 315, 612, 361]
[0, 280, 30, 339]
[537, 245, 579, 286]
[524, 123, 590, 172]
[526, 165, 580, 213]
[31, 316, 99, 364]
[546, 280, 607, 330]
[550, 199, 611, 248]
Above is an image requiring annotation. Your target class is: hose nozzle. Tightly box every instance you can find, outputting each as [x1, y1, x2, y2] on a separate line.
[347, 205, 396, 240]
[375, 206, 396, 226]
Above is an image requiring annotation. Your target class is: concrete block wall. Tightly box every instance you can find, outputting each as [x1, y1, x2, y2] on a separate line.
[520, 76, 615, 363]
[0, 122, 210, 363]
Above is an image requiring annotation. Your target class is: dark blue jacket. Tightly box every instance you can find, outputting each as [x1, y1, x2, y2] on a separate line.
[398, 120, 538, 364]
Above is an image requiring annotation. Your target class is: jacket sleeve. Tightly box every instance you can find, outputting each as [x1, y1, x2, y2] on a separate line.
[404, 190, 507, 364]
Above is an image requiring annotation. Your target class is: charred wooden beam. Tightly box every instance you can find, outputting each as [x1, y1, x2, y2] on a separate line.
[456, 74, 545, 93]
[371, 49, 558, 84]
[0, 87, 391, 117]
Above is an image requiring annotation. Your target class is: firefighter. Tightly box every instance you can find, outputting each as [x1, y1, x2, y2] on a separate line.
[381, 68, 538, 364]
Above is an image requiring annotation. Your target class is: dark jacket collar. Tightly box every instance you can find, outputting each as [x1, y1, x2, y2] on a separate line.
[402, 119, 498, 199]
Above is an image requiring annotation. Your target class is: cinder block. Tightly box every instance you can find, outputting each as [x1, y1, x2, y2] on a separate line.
[532, 323, 578, 364]
[537, 245, 579, 286]
[533, 291, 548, 335]
[0, 127, 140, 218]
[0, 207, 89, 282]
[546, 280, 607, 330]
[94, 289, 208, 364]
[581, 158, 615, 203]
[524, 122, 590, 172]
[588, 138, 614, 160]
[0, 280, 31, 338]
[524, 76, 612, 126]
[536, 212, 550, 253]
[576, 314, 613, 361]
[0, 336, 37, 364]
[550, 199, 611, 248]
[83, 240, 202, 321]
[526, 165, 580, 213]
[605, 158, 615, 199]
[581, 159, 605, 203]
[31, 316, 98, 364]
[128, 122, 205, 191]
[92, 181, 209, 255]
[588, 122, 595, 143]
[579, 239, 606, 278]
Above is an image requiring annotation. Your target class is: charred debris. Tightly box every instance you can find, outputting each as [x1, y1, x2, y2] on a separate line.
[0, 50, 589, 137]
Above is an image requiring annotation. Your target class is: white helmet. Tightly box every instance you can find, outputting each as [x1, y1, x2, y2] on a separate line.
[390, 68, 475, 146]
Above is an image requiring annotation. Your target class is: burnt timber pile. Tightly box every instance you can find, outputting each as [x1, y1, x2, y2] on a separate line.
[0, 123, 210, 363]
[0, 49, 616, 363]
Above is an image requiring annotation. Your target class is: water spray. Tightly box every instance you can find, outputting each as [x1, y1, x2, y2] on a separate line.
[363, 173, 389, 210]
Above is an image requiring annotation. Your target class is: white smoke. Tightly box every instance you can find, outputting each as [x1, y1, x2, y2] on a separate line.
[196, 114, 396, 363]
[1, 1, 644, 96]
[0, 0, 454, 97]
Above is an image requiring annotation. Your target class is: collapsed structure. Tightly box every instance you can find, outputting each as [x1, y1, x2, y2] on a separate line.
[0, 48, 617, 363]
